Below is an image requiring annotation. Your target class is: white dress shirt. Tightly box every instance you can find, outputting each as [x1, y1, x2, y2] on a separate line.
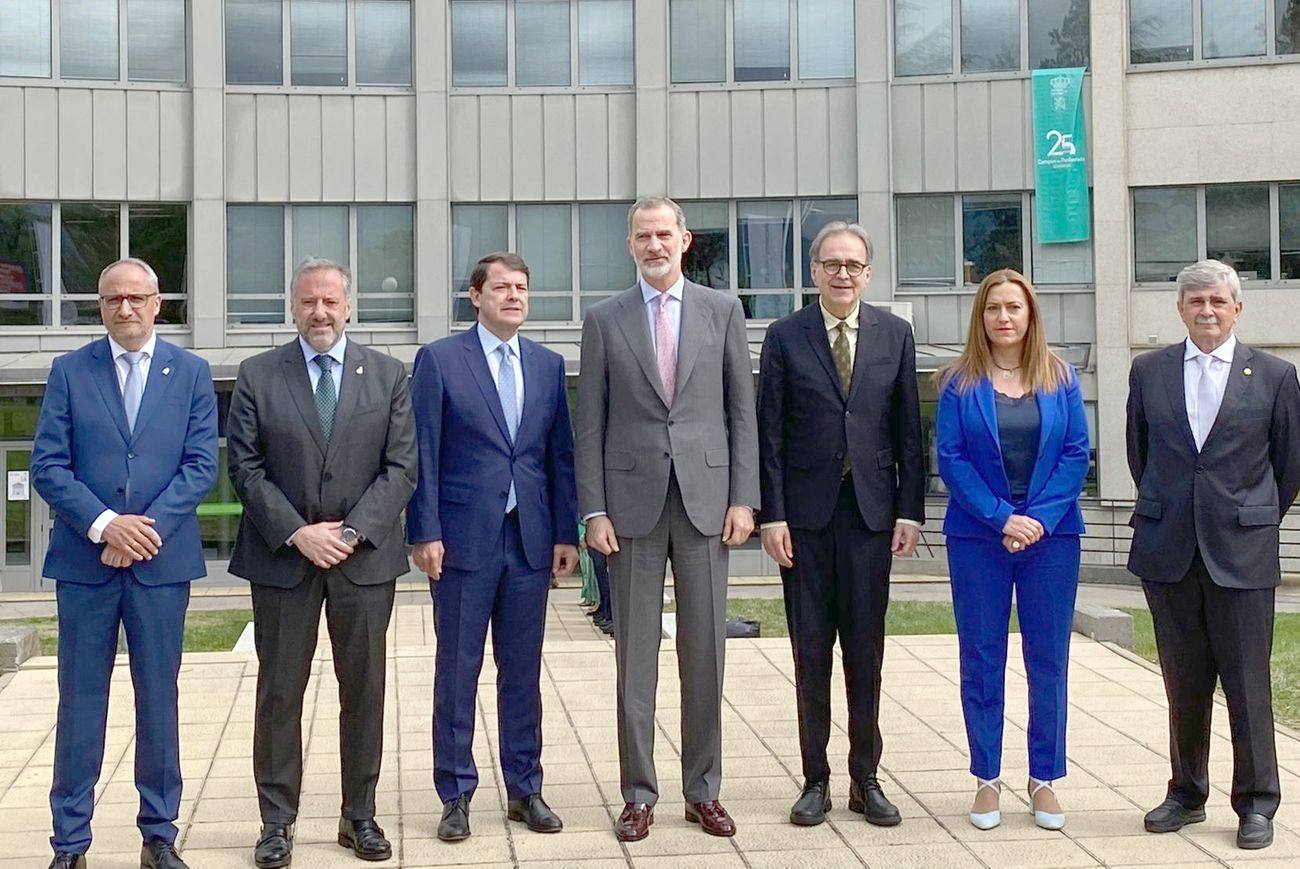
[1184, 334, 1236, 451]
[89, 331, 158, 543]
[477, 322, 525, 418]
[300, 333, 347, 396]
[641, 274, 684, 353]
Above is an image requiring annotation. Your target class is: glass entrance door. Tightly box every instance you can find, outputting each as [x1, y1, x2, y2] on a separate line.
[0, 446, 48, 592]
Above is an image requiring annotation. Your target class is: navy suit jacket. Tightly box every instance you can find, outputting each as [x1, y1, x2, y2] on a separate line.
[936, 370, 1089, 540]
[31, 336, 219, 585]
[406, 328, 579, 572]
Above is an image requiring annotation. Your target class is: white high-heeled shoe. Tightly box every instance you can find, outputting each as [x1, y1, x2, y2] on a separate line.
[969, 778, 1001, 830]
[1029, 777, 1065, 830]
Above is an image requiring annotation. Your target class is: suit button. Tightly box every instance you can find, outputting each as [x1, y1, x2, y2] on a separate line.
[835, 452, 844, 460]
[668, 420, 674, 426]
[324, 472, 333, 481]
[127, 452, 135, 459]
[844, 411, 851, 418]
[664, 451, 671, 458]
[1195, 466, 1204, 474]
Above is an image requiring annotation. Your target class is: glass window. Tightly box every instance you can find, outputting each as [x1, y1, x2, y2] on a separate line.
[1133, 187, 1196, 282]
[1030, 197, 1093, 284]
[1203, 0, 1267, 58]
[897, 196, 956, 287]
[0, 0, 51, 78]
[800, 198, 858, 287]
[356, 0, 412, 85]
[1129, 0, 1193, 63]
[1205, 184, 1271, 280]
[356, 205, 413, 322]
[517, 204, 573, 320]
[128, 204, 187, 297]
[517, 0, 571, 86]
[60, 204, 119, 300]
[291, 0, 348, 86]
[291, 205, 349, 269]
[451, 205, 508, 295]
[61, 0, 119, 80]
[960, 0, 1020, 72]
[226, 0, 284, 85]
[451, 0, 507, 86]
[127, 0, 186, 82]
[799, 0, 855, 79]
[227, 205, 285, 324]
[738, 200, 793, 289]
[1281, 184, 1300, 279]
[578, 202, 636, 297]
[734, 0, 790, 81]
[681, 202, 729, 289]
[1029, 0, 1091, 69]
[1281, 0, 1300, 53]
[671, 0, 726, 83]
[961, 193, 1022, 284]
[894, 0, 952, 76]
[0, 203, 52, 326]
[578, 0, 634, 85]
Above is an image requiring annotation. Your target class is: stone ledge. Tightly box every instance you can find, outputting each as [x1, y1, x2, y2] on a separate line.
[0, 624, 39, 672]
[1073, 602, 1134, 649]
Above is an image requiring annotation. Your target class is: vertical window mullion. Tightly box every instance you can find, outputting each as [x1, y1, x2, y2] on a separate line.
[570, 204, 580, 321]
[507, 203, 517, 249]
[347, 0, 357, 85]
[1020, 191, 1031, 278]
[727, 200, 739, 295]
[52, 202, 63, 327]
[119, 0, 128, 81]
[1192, 0, 1203, 61]
[506, 0, 516, 87]
[1195, 186, 1207, 259]
[1019, 0, 1030, 72]
[791, 197, 802, 305]
[788, 0, 798, 82]
[571, 0, 581, 88]
[349, 205, 359, 324]
[1266, 0, 1277, 57]
[725, 0, 736, 84]
[283, 206, 294, 324]
[1270, 182, 1282, 283]
[51, 0, 62, 81]
[953, 195, 963, 286]
[282, 0, 292, 86]
[119, 202, 129, 259]
[951, 0, 961, 76]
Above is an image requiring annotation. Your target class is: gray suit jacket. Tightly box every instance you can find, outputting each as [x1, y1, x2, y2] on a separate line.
[576, 281, 760, 538]
[226, 338, 418, 588]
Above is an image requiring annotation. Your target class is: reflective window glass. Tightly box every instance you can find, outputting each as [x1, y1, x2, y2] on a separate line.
[1029, 0, 1091, 69]
[960, 0, 1020, 72]
[451, 205, 508, 295]
[1280, 184, 1300, 279]
[578, 203, 636, 296]
[128, 0, 186, 82]
[227, 205, 285, 324]
[671, 0, 726, 83]
[292, 0, 348, 86]
[226, 0, 284, 85]
[898, 196, 956, 287]
[578, 0, 634, 85]
[292, 205, 349, 269]
[1132, 187, 1196, 282]
[800, 198, 859, 290]
[1205, 184, 1271, 281]
[357, 205, 414, 322]
[1202, 0, 1267, 59]
[895, 0, 952, 75]
[517, 0, 571, 86]
[799, 0, 855, 79]
[128, 204, 187, 297]
[961, 193, 1022, 284]
[734, 0, 790, 81]
[738, 199, 793, 323]
[681, 202, 729, 289]
[60, 204, 119, 298]
[0, 0, 50, 78]
[451, 0, 508, 86]
[0, 203, 52, 325]
[356, 0, 412, 85]
[61, 0, 118, 80]
[517, 204, 572, 292]
[1280, 0, 1300, 53]
[1030, 196, 1093, 284]
[1129, 0, 1193, 63]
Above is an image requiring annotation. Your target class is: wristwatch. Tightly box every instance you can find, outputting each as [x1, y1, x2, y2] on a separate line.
[341, 526, 363, 546]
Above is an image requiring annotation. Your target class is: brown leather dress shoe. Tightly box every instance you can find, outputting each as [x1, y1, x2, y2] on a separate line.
[686, 801, 736, 837]
[614, 802, 654, 841]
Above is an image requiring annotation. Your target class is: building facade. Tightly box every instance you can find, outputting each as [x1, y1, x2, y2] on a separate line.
[1, 0, 1298, 590]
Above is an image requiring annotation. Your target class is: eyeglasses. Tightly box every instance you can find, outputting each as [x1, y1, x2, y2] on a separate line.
[98, 293, 158, 310]
[815, 259, 868, 277]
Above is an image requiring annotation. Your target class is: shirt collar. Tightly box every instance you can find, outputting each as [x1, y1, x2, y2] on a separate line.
[108, 331, 157, 361]
[640, 274, 685, 306]
[300, 333, 347, 369]
[1184, 334, 1236, 365]
[476, 321, 521, 360]
[819, 299, 860, 332]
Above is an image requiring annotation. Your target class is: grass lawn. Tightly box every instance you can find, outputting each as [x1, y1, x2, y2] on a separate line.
[666, 598, 1019, 640]
[5, 609, 253, 657]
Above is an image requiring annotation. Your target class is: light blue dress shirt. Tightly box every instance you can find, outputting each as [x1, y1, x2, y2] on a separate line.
[299, 333, 347, 396]
[641, 275, 684, 353]
[476, 322, 525, 416]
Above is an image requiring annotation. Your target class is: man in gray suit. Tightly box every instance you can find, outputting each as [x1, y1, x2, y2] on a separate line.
[576, 197, 759, 842]
[227, 258, 417, 869]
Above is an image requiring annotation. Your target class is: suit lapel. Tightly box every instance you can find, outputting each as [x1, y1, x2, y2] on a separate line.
[516, 338, 544, 447]
[1202, 342, 1253, 450]
[674, 283, 712, 400]
[975, 378, 1002, 458]
[281, 341, 328, 458]
[1025, 388, 1056, 500]
[614, 287, 670, 408]
[90, 338, 132, 444]
[802, 304, 845, 402]
[1161, 343, 1197, 453]
[462, 328, 514, 446]
[845, 302, 881, 405]
[323, 340, 365, 468]
[128, 339, 176, 446]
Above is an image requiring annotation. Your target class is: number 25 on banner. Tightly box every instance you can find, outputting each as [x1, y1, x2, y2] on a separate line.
[1045, 130, 1077, 158]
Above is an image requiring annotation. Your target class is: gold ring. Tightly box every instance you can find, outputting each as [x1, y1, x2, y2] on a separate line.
[1012, 540, 1021, 550]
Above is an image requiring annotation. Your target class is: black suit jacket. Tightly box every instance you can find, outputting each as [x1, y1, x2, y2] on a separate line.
[226, 338, 418, 588]
[757, 301, 925, 532]
[1127, 340, 1300, 588]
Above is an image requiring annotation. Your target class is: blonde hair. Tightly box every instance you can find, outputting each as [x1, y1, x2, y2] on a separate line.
[934, 269, 1068, 394]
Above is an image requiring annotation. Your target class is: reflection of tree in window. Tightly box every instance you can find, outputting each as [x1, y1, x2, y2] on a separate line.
[0, 204, 52, 326]
[682, 229, 729, 289]
[1129, 0, 1193, 63]
[1205, 184, 1271, 281]
[1282, 0, 1300, 53]
[61, 204, 120, 296]
[895, 0, 952, 76]
[962, 196, 1022, 285]
[1030, 0, 1091, 69]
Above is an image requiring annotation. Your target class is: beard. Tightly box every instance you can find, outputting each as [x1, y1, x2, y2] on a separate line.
[639, 258, 674, 280]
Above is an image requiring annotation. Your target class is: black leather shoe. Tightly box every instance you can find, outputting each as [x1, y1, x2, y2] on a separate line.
[254, 824, 294, 869]
[848, 777, 901, 826]
[1237, 813, 1273, 850]
[438, 797, 471, 842]
[1143, 798, 1206, 833]
[49, 855, 86, 869]
[790, 780, 831, 826]
[507, 793, 564, 833]
[140, 838, 189, 869]
[337, 818, 392, 861]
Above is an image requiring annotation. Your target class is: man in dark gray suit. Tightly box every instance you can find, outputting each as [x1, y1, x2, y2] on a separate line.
[1128, 259, 1300, 851]
[576, 197, 759, 842]
[227, 258, 417, 868]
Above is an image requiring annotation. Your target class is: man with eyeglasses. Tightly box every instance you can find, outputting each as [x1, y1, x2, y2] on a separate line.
[31, 258, 219, 869]
[756, 222, 925, 828]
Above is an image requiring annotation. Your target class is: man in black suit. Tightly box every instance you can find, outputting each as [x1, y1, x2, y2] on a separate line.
[757, 222, 925, 827]
[1127, 259, 1300, 851]
[227, 258, 417, 868]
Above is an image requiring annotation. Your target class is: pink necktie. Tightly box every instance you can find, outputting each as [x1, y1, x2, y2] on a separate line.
[655, 293, 676, 406]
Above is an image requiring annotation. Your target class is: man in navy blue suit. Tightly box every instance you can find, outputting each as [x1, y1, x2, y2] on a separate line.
[31, 258, 219, 869]
[407, 252, 579, 842]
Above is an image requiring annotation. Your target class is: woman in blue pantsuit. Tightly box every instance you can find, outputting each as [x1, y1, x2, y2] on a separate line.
[935, 269, 1090, 831]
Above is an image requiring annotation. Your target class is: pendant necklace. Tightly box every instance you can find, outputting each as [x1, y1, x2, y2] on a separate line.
[993, 363, 1021, 381]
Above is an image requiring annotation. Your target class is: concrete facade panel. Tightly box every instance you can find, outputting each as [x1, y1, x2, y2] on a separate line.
[24, 90, 60, 199]
[955, 83, 990, 191]
[126, 91, 161, 200]
[448, 96, 480, 201]
[224, 95, 257, 202]
[890, 86, 924, 191]
[795, 89, 830, 195]
[730, 91, 764, 196]
[386, 98, 416, 200]
[667, 92, 699, 197]
[288, 97, 324, 201]
[158, 92, 192, 201]
[697, 91, 733, 199]
[0, 89, 24, 197]
[574, 96, 609, 199]
[57, 90, 94, 200]
[511, 95, 545, 201]
[255, 96, 290, 202]
[319, 96, 356, 201]
[542, 95, 577, 199]
[921, 85, 956, 192]
[988, 79, 1027, 191]
[353, 97, 388, 201]
[608, 93, 637, 198]
[91, 90, 127, 200]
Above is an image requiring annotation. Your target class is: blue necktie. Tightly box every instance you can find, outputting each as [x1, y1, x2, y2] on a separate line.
[497, 344, 518, 513]
[314, 355, 337, 440]
[121, 351, 145, 432]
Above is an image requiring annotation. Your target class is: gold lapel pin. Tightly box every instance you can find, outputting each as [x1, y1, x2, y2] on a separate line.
[162, 367, 171, 375]
[356, 365, 364, 375]
[1244, 367, 1253, 376]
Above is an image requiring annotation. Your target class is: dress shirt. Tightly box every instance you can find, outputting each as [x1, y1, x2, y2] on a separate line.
[88, 332, 157, 544]
[300, 333, 347, 397]
[1184, 333, 1236, 451]
[476, 322, 525, 419]
[641, 275, 684, 354]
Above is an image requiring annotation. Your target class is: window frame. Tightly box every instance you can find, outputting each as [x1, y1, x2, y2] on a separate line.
[1128, 0, 1300, 70]
[225, 202, 416, 328]
[1130, 182, 1293, 289]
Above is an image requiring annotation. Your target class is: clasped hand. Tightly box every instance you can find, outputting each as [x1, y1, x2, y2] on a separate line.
[1002, 513, 1045, 553]
[290, 521, 354, 570]
[100, 514, 161, 567]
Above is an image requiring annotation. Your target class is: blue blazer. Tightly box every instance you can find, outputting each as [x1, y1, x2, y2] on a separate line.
[406, 328, 579, 573]
[936, 369, 1089, 539]
[31, 337, 219, 585]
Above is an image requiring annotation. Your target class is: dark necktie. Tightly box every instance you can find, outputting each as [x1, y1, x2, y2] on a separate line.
[832, 322, 852, 394]
[314, 354, 337, 440]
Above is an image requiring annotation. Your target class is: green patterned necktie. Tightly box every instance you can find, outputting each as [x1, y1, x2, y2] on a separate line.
[832, 322, 852, 394]
[314, 354, 337, 440]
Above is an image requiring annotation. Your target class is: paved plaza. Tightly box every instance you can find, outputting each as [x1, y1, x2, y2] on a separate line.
[2, 597, 1300, 868]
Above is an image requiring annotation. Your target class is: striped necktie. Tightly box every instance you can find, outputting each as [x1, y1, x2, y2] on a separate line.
[314, 354, 337, 440]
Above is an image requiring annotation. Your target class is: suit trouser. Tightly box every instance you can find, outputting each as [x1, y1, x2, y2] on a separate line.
[609, 474, 729, 805]
[782, 476, 892, 784]
[432, 511, 551, 802]
[590, 547, 612, 622]
[1143, 550, 1279, 818]
[948, 533, 1080, 781]
[50, 574, 189, 855]
[250, 570, 395, 824]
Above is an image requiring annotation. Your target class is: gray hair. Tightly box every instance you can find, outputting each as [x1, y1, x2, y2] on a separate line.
[291, 256, 352, 297]
[1177, 259, 1241, 303]
[98, 257, 159, 293]
[627, 196, 687, 236]
[808, 221, 874, 265]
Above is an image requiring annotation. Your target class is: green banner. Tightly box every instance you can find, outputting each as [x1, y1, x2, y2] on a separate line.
[1031, 67, 1090, 244]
